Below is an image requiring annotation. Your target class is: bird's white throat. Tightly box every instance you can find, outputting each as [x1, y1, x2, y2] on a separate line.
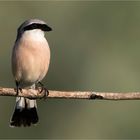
[23, 29, 45, 41]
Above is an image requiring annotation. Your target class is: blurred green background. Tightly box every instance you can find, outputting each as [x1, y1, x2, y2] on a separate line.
[0, 0, 140, 139]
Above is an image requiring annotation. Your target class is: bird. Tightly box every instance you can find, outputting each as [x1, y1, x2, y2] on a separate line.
[10, 19, 52, 127]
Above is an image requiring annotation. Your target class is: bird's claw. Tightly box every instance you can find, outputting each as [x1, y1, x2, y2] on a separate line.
[36, 82, 49, 98]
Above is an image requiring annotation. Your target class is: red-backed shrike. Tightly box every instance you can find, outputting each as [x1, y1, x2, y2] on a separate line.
[10, 19, 52, 127]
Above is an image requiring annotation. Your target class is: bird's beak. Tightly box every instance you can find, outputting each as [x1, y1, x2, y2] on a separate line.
[44, 24, 52, 31]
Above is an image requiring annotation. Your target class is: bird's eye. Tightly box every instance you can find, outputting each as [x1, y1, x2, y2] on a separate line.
[23, 23, 52, 32]
[23, 23, 38, 31]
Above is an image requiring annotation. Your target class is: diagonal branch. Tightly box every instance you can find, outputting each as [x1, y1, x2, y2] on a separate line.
[0, 87, 140, 100]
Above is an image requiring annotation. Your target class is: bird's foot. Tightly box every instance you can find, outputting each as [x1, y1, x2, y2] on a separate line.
[36, 82, 49, 98]
[15, 81, 22, 96]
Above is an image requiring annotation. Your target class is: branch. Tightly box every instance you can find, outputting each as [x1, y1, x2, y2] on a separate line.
[0, 87, 140, 100]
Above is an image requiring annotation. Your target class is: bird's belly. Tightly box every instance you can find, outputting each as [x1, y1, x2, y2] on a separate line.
[12, 41, 50, 88]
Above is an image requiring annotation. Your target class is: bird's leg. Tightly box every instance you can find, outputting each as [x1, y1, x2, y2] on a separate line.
[38, 82, 49, 95]
[15, 81, 22, 95]
[36, 82, 49, 97]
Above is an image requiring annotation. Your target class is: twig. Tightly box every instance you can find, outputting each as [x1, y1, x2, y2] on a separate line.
[0, 87, 140, 100]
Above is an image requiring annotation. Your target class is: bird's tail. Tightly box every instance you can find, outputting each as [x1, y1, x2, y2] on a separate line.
[10, 97, 39, 127]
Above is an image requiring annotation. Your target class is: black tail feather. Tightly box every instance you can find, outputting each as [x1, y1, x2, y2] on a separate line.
[10, 107, 39, 127]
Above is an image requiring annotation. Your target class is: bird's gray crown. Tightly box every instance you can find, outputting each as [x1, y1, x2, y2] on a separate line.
[18, 19, 52, 33]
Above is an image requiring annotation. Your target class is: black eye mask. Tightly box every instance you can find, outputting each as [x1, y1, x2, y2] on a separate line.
[23, 23, 52, 31]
